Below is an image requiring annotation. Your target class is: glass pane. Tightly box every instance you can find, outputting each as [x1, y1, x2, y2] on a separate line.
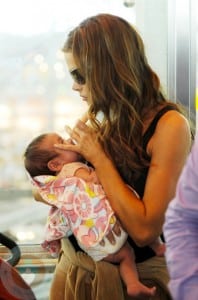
[0, 2, 136, 299]
[0, 0, 135, 245]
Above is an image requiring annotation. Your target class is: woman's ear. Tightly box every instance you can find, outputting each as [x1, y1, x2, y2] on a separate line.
[47, 158, 62, 172]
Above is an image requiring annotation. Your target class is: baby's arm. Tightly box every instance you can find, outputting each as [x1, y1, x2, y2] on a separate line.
[74, 167, 99, 184]
[32, 188, 51, 206]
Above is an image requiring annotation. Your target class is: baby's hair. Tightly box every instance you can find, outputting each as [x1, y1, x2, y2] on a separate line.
[24, 133, 58, 177]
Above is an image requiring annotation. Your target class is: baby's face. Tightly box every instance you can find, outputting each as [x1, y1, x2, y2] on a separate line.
[44, 133, 81, 164]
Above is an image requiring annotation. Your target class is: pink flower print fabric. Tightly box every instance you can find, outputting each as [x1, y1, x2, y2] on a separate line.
[33, 175, 115, 252]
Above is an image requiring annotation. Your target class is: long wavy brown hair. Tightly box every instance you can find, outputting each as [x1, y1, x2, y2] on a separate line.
[63, 13, 186, 184]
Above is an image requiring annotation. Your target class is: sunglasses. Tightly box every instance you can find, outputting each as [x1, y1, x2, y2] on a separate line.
[70, 69, 85, 85]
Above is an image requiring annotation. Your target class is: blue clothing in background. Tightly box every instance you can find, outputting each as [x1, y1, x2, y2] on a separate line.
[164, 132, 198, 300]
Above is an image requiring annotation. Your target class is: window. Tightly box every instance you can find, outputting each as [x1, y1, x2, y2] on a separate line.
[0, 1, 135, 299]
[0, 0, 135, 244]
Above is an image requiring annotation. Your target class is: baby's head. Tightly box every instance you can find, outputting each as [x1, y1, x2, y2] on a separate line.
[24, 132, 81, 177]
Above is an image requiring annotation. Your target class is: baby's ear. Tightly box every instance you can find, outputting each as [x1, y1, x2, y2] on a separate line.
[47, 158, 62, 172]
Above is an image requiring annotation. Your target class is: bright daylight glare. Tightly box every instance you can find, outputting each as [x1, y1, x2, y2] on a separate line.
[0, 0, 135, 251]
[0, 2, 135, 298]
[0, 0, 135, 35]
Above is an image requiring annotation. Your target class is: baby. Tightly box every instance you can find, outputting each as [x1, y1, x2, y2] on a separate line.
[24, 132, 165, 298]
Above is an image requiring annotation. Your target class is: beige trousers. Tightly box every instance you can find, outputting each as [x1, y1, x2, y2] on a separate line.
[49, 238, 172, 300]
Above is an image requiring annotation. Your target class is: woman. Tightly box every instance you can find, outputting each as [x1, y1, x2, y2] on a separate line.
[50, 14, 191, 299]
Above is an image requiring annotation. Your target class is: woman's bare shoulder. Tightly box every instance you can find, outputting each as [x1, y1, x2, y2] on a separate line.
[148, 110, 191, 156]
[156, 110, 190, 137]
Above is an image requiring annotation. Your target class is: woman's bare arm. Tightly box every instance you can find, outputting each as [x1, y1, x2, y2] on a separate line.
[54, 111, 191, 246]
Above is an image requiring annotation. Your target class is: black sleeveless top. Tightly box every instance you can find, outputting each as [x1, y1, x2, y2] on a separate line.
[69, 105, 177, 263]
[128, 105, 177, 262]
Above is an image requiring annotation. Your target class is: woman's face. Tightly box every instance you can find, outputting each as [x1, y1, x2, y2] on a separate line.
[65, 52, 89, 104]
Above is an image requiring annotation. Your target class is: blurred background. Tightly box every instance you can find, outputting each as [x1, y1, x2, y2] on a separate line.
[0, 0, 197, 299]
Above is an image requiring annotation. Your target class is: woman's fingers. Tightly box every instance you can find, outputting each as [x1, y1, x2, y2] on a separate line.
[54, 142, 77, 151]
[79, 112, 88, 123]
[104, 221, 122, 245]
[65, 125, 79, 145]
[105, 230, 116, 245]
[75, 119, 90, 131]
[112, 221, 122, 236]
[55, 121, 100, 163]
[65, 125, 72, 136]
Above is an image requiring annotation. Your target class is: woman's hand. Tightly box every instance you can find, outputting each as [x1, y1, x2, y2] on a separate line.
[100, 220, 122, 246]
[55, 120, 104, 165]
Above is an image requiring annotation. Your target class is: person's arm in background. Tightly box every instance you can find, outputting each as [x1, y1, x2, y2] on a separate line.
[163, 132, 198, 300]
